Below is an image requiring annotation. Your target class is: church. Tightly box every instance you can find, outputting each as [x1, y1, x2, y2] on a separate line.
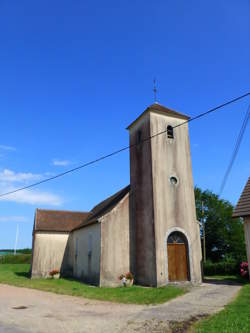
[31, 103, 202, 287]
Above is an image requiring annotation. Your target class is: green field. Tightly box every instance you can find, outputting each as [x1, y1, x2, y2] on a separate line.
[195, 278, 250, 333]
[0, 264, 186, 305]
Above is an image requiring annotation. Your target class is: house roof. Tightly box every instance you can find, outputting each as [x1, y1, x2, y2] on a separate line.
[34, 209, 89, 233]
[73, 185, 130, 230]
[126, 103, 190, 129]
[233, 177, 250, 218]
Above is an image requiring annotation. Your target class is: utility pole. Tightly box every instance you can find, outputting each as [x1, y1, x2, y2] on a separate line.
[14, 223, 19, 256]
[202, 201, 206, 262]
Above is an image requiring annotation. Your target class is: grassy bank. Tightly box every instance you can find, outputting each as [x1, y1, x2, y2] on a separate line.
[195, 277, 250, 332]
[0, 264, 186, 305]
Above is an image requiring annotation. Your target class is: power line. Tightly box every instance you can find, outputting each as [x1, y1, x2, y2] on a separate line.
[0, 92, 249, 199]
[219, 103, 250, 196]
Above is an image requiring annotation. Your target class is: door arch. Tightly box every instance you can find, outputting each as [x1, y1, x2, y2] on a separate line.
[167, 231, 190, 282]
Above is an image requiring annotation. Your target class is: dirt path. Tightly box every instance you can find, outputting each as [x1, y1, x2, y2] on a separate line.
[0, 282, 241, 333]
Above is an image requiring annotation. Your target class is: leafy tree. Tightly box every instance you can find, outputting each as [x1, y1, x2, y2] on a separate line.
[195, 187, 246, 263]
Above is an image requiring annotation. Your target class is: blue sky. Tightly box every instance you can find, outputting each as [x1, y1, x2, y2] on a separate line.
[0, 0, 249, 249]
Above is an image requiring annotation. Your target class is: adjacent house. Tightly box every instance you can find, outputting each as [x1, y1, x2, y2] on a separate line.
[31, 103, 202, 287]
[233, 177, 250, 279]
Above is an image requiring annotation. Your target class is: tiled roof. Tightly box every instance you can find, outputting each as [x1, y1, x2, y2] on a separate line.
[34, 209, 89, 232]
[233, 178, 250, 218]
[127, 103, 190, 129]
[34, 185, 130, 233]
[73, 185, 130, 230]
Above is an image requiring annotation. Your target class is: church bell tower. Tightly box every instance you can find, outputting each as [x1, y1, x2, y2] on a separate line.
[127, 103, 202, 286]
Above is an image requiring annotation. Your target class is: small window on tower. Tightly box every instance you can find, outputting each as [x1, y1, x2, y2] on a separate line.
[136, 130, 142, 146]
[167, 125, 174, 139]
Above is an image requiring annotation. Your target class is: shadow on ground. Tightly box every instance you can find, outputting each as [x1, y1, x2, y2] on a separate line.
[203, 277, 248, 286]
[15, 272, 30, 278]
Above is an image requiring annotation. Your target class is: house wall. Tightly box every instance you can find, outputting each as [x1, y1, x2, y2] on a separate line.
[100, 193, 130, 287]
[72, 223, 101, 285]
[31, 232, 69, 278]
[150, 112, 202, 285]
[244, 217, 250, 279]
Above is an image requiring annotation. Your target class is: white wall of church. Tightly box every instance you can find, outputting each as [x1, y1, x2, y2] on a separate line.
[150, 112, 202, 285]
[244, 217, 250, 279]
[100, 193, 130, 287]
[31, 232, 69, 278]
[72, 223, 101, 285]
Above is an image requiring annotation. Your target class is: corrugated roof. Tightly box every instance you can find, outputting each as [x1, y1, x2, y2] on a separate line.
[233, 177, 250, 218]
[73, 185, 130, 231]
[127, 103, 190, 129]
[34, 209, 89, 232]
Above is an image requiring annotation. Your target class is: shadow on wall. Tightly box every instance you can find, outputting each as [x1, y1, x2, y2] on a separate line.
[60, 233, 100, 286]
[61, 233, 74, 278]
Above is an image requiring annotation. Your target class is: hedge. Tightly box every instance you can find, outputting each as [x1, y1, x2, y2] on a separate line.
[203, 260, 239, 276]
[0, 254, 32, 264]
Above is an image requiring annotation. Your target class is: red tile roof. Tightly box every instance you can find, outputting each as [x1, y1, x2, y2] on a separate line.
[34, 185, 130, 233]
[34, 209, 89, 232]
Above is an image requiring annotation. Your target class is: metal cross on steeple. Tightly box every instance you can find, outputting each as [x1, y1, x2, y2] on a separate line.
[153, 78, 158, 103]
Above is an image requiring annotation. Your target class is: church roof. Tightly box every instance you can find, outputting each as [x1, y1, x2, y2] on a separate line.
[127, 103, 190, 129]
[73, 185, 130, 230]
[34, 209, 89, 233]
[233, 177, 250, 218]
[34, 185, 130, 233]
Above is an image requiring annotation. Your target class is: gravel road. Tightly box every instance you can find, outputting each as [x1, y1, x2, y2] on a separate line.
[0, 282, 241, 333]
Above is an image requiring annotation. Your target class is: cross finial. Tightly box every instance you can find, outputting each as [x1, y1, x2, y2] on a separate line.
[153, 78, 158, 103]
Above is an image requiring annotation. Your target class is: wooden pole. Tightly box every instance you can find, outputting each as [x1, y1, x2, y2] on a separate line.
[202, 201, 206, 262]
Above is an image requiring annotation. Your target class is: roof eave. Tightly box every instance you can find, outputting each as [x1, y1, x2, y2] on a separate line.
[126, 105, 190, 130]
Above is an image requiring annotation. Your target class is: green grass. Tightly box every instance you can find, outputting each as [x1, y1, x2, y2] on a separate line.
[195, 276, 250, 333]
[0, 264, 186, 305]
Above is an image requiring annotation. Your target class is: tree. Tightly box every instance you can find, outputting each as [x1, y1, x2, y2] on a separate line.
[195, 187, 246, 263]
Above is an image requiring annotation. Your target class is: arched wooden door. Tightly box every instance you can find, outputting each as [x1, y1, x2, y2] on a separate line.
[167, 232, 189, 281]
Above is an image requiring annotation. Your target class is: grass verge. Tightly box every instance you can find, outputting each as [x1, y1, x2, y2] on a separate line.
[0, 264, 186, 305]
[195, 276, 250, 333]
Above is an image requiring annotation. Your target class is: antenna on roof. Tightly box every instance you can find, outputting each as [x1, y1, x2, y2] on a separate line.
[153, 78, 158, 104]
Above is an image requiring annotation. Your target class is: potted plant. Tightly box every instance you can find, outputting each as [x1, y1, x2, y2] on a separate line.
[49, 269, 60, 279]
[118, 272, 134, 287]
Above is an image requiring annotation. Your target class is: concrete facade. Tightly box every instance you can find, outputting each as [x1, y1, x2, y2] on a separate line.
[31, 232, 69, 278]
[72, 223, 101, 285]
[128, 106, 202, 286]
[100, 193, 130, 286]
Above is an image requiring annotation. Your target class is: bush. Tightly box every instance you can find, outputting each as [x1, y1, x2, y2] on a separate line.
[0, 254, 32, 264]
[203, 259, 239, 276]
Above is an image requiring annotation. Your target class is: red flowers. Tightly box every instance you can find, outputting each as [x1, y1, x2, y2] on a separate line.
[240, 262, 249, 278]
[118, 272, 134, 281]
[49, 269, 60, 277]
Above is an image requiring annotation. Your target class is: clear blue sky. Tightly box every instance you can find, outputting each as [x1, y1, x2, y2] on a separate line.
[0, 0, 249, 249]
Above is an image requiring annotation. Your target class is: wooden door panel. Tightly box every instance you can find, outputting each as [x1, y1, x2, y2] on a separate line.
[168, 243, 188, 281]
[175, 244, 188, 281]
[168, 244, 176, 281]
